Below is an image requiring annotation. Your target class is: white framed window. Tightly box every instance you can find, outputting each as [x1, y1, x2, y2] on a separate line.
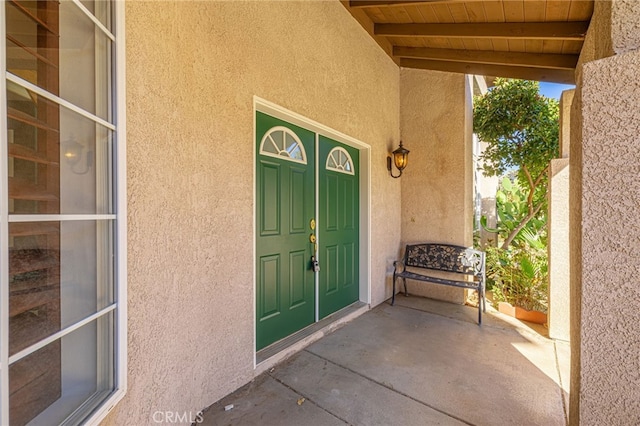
[1, 1, 126, 424]
[325, 146, 355, 175]
[259, 126, 307, 164]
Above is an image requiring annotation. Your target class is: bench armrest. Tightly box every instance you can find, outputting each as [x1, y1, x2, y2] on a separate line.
[393, 260, 405, 273]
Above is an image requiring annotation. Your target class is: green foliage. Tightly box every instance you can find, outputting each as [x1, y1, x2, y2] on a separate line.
[474, 79, 559, 249]
[473, 78, 559, 183]
[475, 78, 557, 312]
[481, 177, 546, 247]
[482, 178, 549, 313]
[486, 245, 548, 313]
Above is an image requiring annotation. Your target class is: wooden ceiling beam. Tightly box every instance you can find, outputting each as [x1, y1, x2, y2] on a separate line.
[376, 22, 589, 40]
[394, 46, 579, 70]
[400, 58, 575, 84]
[350, 0, 456, 8]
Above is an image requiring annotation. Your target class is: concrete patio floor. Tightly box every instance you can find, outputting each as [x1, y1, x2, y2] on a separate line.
[202, 295, 570, 426]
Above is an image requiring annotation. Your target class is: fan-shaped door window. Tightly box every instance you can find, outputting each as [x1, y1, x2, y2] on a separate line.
[260, 126, 307, 164]
[326, 147, 355, 175]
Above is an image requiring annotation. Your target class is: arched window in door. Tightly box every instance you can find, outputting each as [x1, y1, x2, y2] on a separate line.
[259, 126, 307, 164]
[326, 147, 355, 175]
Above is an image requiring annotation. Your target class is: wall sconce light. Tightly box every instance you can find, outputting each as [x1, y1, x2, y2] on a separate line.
[387, 141, 409, 178]
[63, 137, 92, 175]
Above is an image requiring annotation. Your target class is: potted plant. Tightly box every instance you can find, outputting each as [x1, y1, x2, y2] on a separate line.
[486, 244, 548, 324]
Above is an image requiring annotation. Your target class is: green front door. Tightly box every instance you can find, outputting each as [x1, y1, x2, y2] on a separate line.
[318, 136, 360, 319]
[256, 112, 315, 350]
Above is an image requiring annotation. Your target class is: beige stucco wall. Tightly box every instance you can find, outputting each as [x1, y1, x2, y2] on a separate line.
[559, 90, 574, 159]
[571, 48, 640, 425]
[548, 158, 570, 341]
[576, 0, 640, 79]
[569, 68, 583, 426]
[548, 89, 573, 342]
[398, 68, 473, 303]
[570, 1, 640, 423]
[576, 1, 613, 71]
[610, 0, 640, 54]
[105, 1, 402, 424]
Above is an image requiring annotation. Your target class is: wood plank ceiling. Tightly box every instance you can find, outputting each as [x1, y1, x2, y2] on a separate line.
[343, 0, 595, 84]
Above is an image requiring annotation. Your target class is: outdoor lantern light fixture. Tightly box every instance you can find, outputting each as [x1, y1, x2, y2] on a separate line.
[387, 141, 409, 178]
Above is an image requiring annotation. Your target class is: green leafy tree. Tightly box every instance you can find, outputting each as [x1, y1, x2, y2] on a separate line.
[474, 78, 559, 249]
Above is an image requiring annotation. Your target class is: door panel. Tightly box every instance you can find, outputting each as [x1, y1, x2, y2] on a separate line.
[256, 112, 315, 350]
[260, 163, 281, 235]
[289, 168, 307, 233]
[325, 175, 339, 230]
[259, 255, 280, 319]
[318, 136, 360, 319]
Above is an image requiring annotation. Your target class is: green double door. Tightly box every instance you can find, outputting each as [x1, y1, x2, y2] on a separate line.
[256, 112, 360, 350]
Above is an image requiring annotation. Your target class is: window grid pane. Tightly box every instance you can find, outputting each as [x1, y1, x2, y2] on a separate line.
[3, 0, 119, 424]
[9, 311, 115, 425]
[8, 220, 114, 357]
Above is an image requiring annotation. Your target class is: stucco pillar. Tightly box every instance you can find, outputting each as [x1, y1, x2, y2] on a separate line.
[548, 158, 570, 341]
[399, 68, 473, 304]
[570, 1, 640, 423]
[559, 90, 574, 159]
[548, 90, 573, 342]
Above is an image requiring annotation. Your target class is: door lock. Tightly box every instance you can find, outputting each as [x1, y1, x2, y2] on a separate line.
[309, 233, 316, 244]
[311, 256, 320, 272]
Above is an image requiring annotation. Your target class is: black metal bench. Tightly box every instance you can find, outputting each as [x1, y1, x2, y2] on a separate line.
[392, 243, 486, 324]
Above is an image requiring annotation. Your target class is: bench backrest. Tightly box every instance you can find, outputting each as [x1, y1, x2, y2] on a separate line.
[403, 243, 485, 278]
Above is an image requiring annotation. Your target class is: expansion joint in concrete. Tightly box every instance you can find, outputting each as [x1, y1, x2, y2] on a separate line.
[303, 349, 476, 426]
[267, 370, 351, 425]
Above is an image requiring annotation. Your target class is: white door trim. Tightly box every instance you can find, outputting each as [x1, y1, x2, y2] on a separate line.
[252, 96, 372, 368]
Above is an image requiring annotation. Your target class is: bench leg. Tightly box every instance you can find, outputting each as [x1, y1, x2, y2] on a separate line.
[403, 277, 408, 297]
[392, 273, 397, 305]
[477, 287, 485, 325]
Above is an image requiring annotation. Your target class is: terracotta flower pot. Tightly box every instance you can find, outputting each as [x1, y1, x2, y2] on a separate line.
[498, 302, 547, 325]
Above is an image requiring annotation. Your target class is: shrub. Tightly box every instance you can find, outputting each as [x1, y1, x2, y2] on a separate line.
[486, 245, 548, 313]
[481, 177, 549, 313]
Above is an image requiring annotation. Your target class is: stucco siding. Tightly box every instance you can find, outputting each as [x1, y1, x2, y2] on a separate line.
[611, 0, 640, 54]
[559, 90, 574, 159]
[548, 89, 573, 342]
[548, 158, 570, 342]
[575, 48, 640, 425]
[569, 69, 584, 426]
[570, 1, 640, 423]
[105, 1, 401, 424]
[399, 68, 473, 304]
[576, 0, 613, 83]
